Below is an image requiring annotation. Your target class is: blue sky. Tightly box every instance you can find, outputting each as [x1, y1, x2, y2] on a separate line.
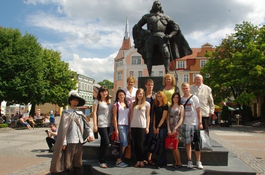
[1, 0, 265, 82]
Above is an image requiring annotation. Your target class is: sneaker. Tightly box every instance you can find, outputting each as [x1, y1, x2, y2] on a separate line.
[187, 160, 193, 169]
[196, 161, 203, 169]
[116, 161, 128, 168]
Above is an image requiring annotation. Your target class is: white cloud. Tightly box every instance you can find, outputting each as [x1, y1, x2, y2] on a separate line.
[67, 52, 117, 83]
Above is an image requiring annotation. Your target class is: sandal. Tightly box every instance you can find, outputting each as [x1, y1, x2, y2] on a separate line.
[147, 160, 155, 166]
[99, 163, 108, 168]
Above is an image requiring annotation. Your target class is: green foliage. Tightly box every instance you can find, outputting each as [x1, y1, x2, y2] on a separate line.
[0, 27, 77, 114]
[201, 21, 265, 121]
[98, 79, 113, 89]
[0, 123, 8, 128]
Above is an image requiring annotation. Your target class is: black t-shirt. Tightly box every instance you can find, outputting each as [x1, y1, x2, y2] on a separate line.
[154, 104, 168, 129]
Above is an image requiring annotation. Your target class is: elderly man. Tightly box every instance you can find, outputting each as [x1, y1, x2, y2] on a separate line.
[190, 74, 214, 134]
[50, 90, 94, 175]
[133, 1, 192, 76]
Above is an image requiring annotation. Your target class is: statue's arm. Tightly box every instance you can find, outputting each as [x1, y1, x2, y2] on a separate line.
[165, 16, 180, 38]
[135, 15, 147, 28]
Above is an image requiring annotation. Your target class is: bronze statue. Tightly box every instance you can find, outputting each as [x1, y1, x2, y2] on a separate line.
[133, 1, 192, 76]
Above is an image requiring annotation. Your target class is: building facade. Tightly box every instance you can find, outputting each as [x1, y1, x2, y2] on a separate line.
[113, 18, 214, 94]
[77, 74, 94, 108]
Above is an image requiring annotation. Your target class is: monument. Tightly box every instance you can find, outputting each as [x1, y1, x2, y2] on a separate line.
[133, 0, 192, 77]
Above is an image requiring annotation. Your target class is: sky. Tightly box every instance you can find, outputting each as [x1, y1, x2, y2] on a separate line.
[1, 0, 265, 83]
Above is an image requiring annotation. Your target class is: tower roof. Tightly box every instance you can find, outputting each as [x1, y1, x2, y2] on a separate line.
[120, 17, 131, 50]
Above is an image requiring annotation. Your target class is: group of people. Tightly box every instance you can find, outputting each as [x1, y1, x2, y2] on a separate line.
[49, 73, 214, 175]
[92, 73, 214, 170]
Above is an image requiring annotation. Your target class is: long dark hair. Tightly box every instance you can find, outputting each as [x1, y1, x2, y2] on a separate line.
[97, 86, 110, 104]
[115, 89, 129, 108]
[171, 92, 181, 107]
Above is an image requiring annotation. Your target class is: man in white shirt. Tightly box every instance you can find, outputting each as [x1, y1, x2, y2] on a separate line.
[191, 74, 214, 134]
[181, 82, 203, 169]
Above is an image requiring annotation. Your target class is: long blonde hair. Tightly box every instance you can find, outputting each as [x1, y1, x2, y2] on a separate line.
[132, 88, 146, 110]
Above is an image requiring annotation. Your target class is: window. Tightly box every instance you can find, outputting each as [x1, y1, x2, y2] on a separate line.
[178, 61, 185, 68]
[131, 56, 141, 65]
[129, 71, 134, 76]
[159, 71, 163, 76]
[184, 74, 189, 82]
[200, 60, 207, 67]
[138, 71, 143, 77]
[117, 71, 122, 80]
[193, 74, 197, 82]
[116, 59, 123, 67]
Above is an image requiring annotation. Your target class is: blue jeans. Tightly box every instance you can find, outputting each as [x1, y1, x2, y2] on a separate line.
[158, 128, 167, 166]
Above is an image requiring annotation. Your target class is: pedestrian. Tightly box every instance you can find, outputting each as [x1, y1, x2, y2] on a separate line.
[124, 76, 138, 108]
[45, 123, 57, 152]
[181, 82, 203, 169]
[130, 88, 150, 168]
[190, 74, 214, 135]
[50, 90, 94, 175]
[112, 89, 130, 168]
[153, 91, 168, 168]
[93, 86, 112, 168]
[167, 92, 184, 169]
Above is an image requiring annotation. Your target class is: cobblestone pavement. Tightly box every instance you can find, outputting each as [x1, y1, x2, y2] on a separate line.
[210, 125, 265, 175]
[0, 126, 53, 175]
[0, 123, 265, 175]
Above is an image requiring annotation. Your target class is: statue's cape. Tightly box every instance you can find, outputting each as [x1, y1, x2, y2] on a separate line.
[50, 111, 91, 173]
[133, 23, 192, 66]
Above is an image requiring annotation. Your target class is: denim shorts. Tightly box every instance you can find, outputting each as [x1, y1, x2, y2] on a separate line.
[118, 125, 129, 147]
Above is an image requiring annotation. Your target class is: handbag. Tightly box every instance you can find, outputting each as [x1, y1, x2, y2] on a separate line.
[165, 134, 178, 150]
[147, 134, 160, 154]
[111, 136, 123, 158]
[200, 130, 213, 150]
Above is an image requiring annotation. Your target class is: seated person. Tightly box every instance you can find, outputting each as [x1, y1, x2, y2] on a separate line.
[42, 114, 50, 126]
[28, 115, 36, 128]
[19, 117, 33, 130]
[45, 123, 58, 152]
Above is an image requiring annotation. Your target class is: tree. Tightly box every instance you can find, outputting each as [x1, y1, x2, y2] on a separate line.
[0, 28, 44, 106]
[41, 48, 77, 107]
[97, 79, 113, 89]
[201, 21, 265, 123]
[0, 28, 77, 116]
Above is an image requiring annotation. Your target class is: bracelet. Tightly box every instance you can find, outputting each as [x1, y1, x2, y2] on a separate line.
[199, 122, 202, 124]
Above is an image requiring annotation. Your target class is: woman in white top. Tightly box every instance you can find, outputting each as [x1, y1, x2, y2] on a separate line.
[130, 88, 150, 168]
[124, 76, 138, 108]
[93, 86, 112, 168]
[113, 89, 130, 168]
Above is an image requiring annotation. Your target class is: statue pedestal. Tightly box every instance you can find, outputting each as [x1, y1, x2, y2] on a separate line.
[138, 76, 164, 93]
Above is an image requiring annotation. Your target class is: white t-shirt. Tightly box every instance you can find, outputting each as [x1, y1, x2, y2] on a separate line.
[181, 95, 200, 126]
[114, 102, 130, 126]
[130, 101, 150, 128]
